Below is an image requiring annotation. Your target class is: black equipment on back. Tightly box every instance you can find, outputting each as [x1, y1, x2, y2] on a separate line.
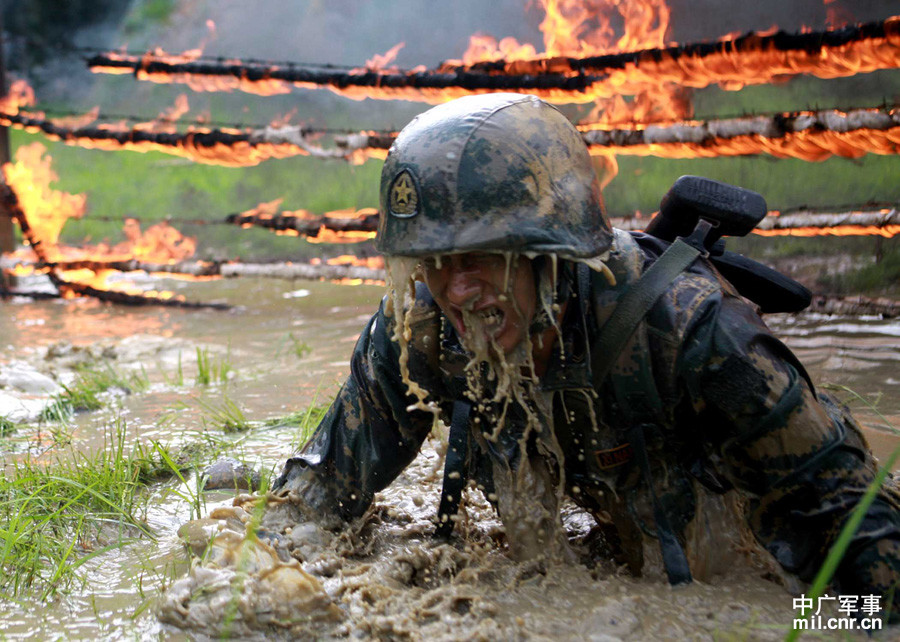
[645, 176, 812, 314]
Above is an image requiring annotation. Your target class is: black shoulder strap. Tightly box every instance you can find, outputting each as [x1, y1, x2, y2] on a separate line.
[590, 238, 700, 384]
[590, 238, 700, 586]
[434, 399, 471, 538]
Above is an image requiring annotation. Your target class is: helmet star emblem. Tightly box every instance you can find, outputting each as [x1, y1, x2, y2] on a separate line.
[389, 170, 419, 217]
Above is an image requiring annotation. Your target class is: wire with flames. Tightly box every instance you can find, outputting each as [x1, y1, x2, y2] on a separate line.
[0, 144, 228, 307]
[4, 103, 900, 166]
[0, 110, 350, 168]
[1, 255, 386, 287]
[227, 202, 900, 240]
[86, 17, 900, 104]
[350, 105, 900, 163]
[225, 199, 378, 242]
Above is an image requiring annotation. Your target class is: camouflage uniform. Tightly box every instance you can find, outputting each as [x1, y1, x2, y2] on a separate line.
[274, 93, 900, 614]
[275, 227, 900, 607]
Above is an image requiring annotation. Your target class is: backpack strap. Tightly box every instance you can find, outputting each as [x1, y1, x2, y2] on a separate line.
[590, 238, 700, 383]
[590, 237, 701, 586]
[434, 399, 472, 538]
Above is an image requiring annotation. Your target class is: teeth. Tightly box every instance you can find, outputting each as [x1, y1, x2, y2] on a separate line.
[478, 308, 503, 326]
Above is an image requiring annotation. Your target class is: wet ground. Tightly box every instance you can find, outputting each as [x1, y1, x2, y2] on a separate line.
[1, 275, 898, 640]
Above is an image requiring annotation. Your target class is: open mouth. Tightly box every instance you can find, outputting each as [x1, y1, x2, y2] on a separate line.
[477, 307, 505, 328]
[452, 305, 506, 339]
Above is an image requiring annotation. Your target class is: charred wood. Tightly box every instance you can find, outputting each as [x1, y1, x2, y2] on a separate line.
[87, 18, 900, 103]
[0, 112, 345, 166]
[5, 104, 900, 165]
[219, 261, 384, 283]
[225, 210, 379, 237]
[3, 255, 386, 284]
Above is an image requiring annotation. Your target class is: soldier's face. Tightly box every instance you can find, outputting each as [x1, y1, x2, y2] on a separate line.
[422, 253, 537, 354]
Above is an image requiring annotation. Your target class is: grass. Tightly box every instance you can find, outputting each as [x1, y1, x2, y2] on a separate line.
[0, 403, 265, 599]
[288, 333, 312, 359]
[818, 245, 900, 295]
[160, 352, 185, 387]
[268, 401, 330, 452]
[124, 0, 177, 30]
[195, 347, 234, 386]
[0, 420, 166, 598]
[39, 364, 150, 423]
[193, 394, 252, 433]
[0, 418, 18, 438]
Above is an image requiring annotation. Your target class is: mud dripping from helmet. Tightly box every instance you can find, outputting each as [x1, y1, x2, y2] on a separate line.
[389, 252, 573, 564]
[385, 257, 441, 420]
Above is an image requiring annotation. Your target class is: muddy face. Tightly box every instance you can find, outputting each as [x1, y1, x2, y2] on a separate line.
[422, 253, 537, 355]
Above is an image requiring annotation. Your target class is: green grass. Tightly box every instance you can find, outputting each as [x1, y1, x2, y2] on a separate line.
[288, 333, 312, 359]
[0, 420, 165, 598]
[194, 394, 251, 433]
[263, 401, 330, 452]
[194, 347, 233, 386]
[39, 364, 150, 422]
[818, 245, 900, 295]
[123, 0, 177, 33]
[0, 418, 18, 438]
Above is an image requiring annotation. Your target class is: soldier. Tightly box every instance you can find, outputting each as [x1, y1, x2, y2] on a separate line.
[272, 93, 900, 610]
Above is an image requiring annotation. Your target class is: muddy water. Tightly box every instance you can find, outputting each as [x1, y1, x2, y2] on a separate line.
[0, 276, 898, 640]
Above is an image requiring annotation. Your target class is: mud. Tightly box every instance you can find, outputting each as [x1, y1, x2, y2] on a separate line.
[161, 436, 816, 641]
[1, 278, 898, 640]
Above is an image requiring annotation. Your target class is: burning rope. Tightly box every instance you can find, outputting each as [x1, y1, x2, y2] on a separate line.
[4, 105, 900, 165]
[578, 106, 900, 161]
[0, 111, 347, 167]
[352, 105, 900, 162]
[225, 207, 378, 242]
[86, 17, 900, 103]
[225, 204, 900, 239]
[755, 207, 900, 238]
[1, 256, 385, 286]
[0, 177, 230, 307]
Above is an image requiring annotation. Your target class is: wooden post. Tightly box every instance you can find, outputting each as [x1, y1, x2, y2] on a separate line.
[0, 18, 17, 289]
[0, 17, 13, 239]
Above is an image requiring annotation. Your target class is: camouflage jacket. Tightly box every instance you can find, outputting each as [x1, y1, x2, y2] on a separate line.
[274, 229, 900, 606]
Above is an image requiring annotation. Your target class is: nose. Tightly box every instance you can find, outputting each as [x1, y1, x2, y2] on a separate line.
[445, 261, 482, 308]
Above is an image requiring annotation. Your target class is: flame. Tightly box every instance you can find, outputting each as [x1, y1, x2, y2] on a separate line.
[582, 122, 900, 161]
[50, 106, 100, 130]
[0, 79, 35, 114]
[232, 203, 378, 243]
[1, 144, 203, 298]
[2, 143, 86, 251]
[365, 43, 405, 70]
[88, 6, 900, 108]
[754, 225, 900, 238]
[131, 94, 191, 133]
[325, 254, 385, 269]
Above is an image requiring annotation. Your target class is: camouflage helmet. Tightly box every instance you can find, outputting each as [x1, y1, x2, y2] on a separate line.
[376, 93, 611, 258]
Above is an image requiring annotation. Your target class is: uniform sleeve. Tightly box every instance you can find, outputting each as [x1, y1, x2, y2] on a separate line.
[272, 297, 437, 522]
[679, 291, 900, 611]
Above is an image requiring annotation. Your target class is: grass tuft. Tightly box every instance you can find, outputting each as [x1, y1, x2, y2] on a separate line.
[39, 364, 151, 422]
[195, 347, 234, 386]
[0, 420, 171, 598]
